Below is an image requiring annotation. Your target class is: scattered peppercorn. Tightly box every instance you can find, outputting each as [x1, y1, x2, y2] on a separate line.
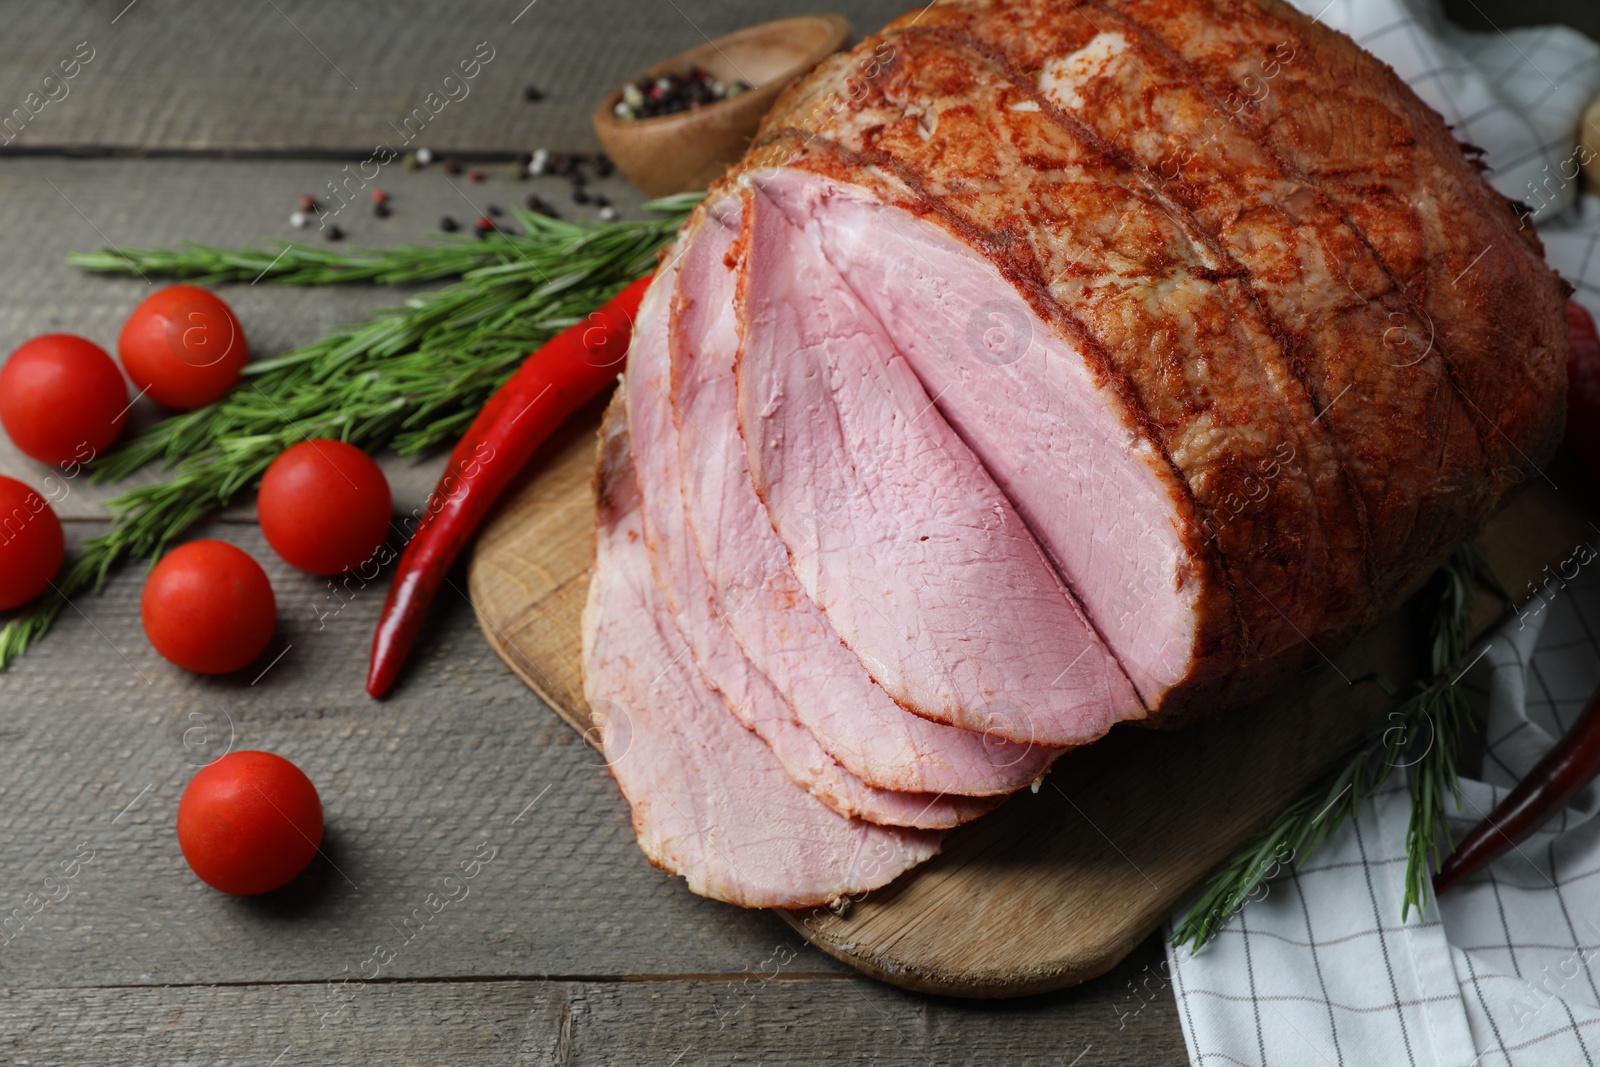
[572, 188, 590, 205]
[592, 194, 611, 209]
[444, 157, 462, 175]
[324, 224, 345, 242]
[612, 67, 751, 120]
[468, 169, 485, 183]
[439, 216, 459, 232]
[486, 204, 503, 217]
[374, 201, 392, 219]
[524, 194, 558, 218]
[523, 85, 545, 102]
[297, 193, 319, 212]
[371, 189, 389, 204]
[594, 154, 615, 178]
[473, 216, 495, 238]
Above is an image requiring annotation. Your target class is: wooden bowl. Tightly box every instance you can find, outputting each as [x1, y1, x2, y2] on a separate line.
[592, 14, 851, 197]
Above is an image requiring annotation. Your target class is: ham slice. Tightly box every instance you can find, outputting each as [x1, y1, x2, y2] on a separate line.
[626, 232, 994, 828]
[670, 199, 1059, 790]
[736, 185, 1144, 745]
[580, 392, 942, 907]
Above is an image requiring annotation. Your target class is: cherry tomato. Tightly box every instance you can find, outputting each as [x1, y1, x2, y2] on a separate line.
[1567, 299, 1600, 486]
[0, 476, 65, 610]
[177, 750, 323, 895]
[141, 540, 276, 674]
[118, 285, 248, 410]
[258, 439, 392, 576]
[0, 334, 128, 466]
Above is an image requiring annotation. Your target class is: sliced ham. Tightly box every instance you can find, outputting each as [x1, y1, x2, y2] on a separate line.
[670, 199, 1060, 789]
[626, 232, 994, 828]
[735, 186, 1143, 745]
[581, 392, 942, 907]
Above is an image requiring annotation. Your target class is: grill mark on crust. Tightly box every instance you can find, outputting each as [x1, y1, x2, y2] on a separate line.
[752, 124, 1250, 688]
[1084, 0, 1502, 481]
[901, 19, 1375, 664]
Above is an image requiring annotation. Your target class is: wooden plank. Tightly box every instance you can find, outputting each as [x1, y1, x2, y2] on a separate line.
[0, 157, 647, 519]
[0, 0, 909, 154]
[467, 395, 1600, 996]
[0, 945, 1179, 1065]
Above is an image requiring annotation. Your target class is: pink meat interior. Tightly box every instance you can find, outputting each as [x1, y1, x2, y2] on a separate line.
[750, 169, 1197, 706]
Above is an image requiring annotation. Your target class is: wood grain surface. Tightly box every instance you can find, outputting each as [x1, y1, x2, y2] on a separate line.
[0, 0, 910, 155]
[0, 0, 1591, 1060]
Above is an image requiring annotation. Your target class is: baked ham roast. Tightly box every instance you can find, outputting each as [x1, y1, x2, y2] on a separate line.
[580, 0, 1568, 907]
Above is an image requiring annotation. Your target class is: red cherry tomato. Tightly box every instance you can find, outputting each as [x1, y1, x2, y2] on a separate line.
[1566, 299, 1600, 486]
[0, 334, 128, 466]
[177, 750, 323, 895]
[258, 439, 392, 576]
[141, 540, 276, 674]
[118, 285, 248, 410]
[0, 476, 65, 610]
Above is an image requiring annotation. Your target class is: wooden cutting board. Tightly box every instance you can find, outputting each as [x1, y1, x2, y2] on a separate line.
[466, 396, 1600, 997]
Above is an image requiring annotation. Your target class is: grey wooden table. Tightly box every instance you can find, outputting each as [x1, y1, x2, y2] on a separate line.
[0, 1, 1583, 1064]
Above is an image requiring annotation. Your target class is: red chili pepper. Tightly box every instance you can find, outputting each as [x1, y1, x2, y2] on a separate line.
[1433, 679, 1600, 895]
[1566, 299, 1600, 486]
[366, 274, 654, 698]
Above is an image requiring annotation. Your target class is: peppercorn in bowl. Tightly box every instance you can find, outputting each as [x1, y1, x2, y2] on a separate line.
[591, 13, 849, 197]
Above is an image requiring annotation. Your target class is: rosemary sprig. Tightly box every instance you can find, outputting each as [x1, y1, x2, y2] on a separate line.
[1171, 545, 1489, 952]
[0, 195, 700, 671]
[68, 209, 597, 287]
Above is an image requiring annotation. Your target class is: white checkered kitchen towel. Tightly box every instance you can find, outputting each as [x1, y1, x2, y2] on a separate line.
[1164, 3, 1600, 1064]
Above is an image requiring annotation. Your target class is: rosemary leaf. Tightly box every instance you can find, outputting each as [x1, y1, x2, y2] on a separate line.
[1171, 544, 1488, 952]
[0, 195, 699, 672]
